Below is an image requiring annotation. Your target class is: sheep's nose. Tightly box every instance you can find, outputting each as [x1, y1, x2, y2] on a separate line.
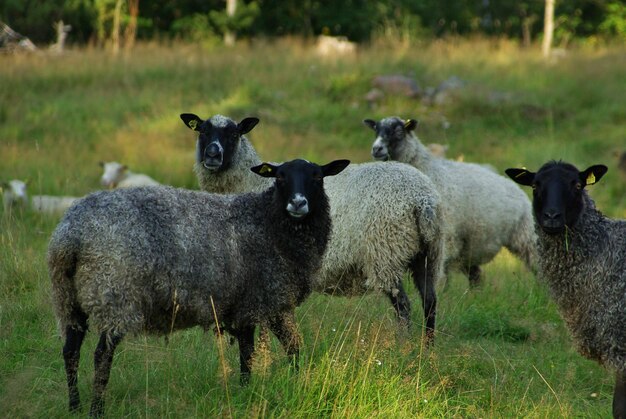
[544, 209, 562, 220]
[206, 143, 221, 158]
[287, 194, 309, 218]
[290, 196, 307, 210]
[372, 144, 384, 155]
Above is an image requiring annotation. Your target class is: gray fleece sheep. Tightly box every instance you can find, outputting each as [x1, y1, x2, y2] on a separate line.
[506, 161, 625, 419]
[180, 113, 446, 343]
[48, 158, 349, 417]
[364, 116, 537, 286]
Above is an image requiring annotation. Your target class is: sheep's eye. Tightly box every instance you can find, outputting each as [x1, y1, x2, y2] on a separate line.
[276, 174, 285, 182]
[313, 175, 322, 181]
[575, 182, 582, 190]
[531, 183, 537, 190]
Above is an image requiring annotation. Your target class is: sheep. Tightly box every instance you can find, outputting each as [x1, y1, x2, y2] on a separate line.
[48, 158, 349, 417]
[364, 116, 537, 287]
[99, 161, 160, 189]
[2, 179, 78, 215]
[505, 161, 626, 419]
[180, 113, 446, 343]
[2, 179, 29, 211]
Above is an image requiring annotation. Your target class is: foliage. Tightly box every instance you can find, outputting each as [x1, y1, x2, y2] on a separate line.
[600, 1, 626, 40]
[1, 0, 625, 45]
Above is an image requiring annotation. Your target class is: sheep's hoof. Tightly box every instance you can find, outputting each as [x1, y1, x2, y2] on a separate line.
[468, 266, 482, 288]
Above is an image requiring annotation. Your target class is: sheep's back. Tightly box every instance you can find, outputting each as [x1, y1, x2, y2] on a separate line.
[426, 158, 532, 264]
[321, 161, 440, 293]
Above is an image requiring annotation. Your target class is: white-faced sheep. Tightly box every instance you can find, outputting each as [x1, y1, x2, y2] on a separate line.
[180, 113, 446, 343]
[49, 158, 349, 417]
[99, 161, 160, 188]
[2, 179, 78, 215]
[506, 161, 626, 419]
[364, 116, 537, 286]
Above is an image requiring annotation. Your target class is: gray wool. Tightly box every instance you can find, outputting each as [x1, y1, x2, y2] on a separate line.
[536, 193, 626, 372]
[192, 128, 446, 296]
[375, 116, 537, 276]
[48, 185, 331, 338]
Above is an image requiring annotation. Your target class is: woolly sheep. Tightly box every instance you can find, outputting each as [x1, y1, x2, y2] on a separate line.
[48, 158, 349, 417]
[180, 113, 446, 342]
[506, 161, 625, 419]
[99, 161, 160, 188]
[2, 179, 78, 215]
[364, 116, 537, 286]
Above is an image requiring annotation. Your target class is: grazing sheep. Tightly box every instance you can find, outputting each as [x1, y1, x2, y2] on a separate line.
[505, 161, 625, 419]
[180, 113, 446, 342]
[2, 179, 29, 211]
[364, 116, 537, 286]
[49, 158, 349, 417]
[99, 161, 160, 188]
[2, 179, 78, 215]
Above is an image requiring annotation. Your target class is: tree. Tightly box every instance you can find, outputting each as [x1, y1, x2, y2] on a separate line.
[542, 0, 555, 58]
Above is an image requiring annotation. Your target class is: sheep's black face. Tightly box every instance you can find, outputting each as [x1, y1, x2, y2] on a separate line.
[180, 113, 259, 173]
[251, 159, 350, 220]
[364, 117, 417, 161]
[506, 162, 608, 235]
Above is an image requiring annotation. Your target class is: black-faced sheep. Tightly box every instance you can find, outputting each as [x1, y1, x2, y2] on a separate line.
[99, 161, 160, 188]
[506, 161, 625, 419]
[364, 116, 537, 286]
[180, 113, 446, 343]
[48, 158, 349, 417]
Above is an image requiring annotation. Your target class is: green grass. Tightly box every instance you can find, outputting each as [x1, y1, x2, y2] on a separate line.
[1, 38, 625, 417]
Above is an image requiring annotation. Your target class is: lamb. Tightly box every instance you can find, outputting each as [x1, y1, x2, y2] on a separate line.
[505, 161, 625, 419]
[99, 161, 160, 188]
[48, 158, 349, 417]
[180, 113, 446, 343]
[364, 116, 537, 286]
[2, 179, 78, 215]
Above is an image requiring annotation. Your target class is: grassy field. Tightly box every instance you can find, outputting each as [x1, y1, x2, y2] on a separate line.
[1, 38, 625, 417]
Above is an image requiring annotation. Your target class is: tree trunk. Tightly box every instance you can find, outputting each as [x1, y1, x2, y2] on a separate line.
[224, 0, 237, 46]
[124, 0, 139, 51]
[542, 0, 555, 58]
[111, 0, 123, 55]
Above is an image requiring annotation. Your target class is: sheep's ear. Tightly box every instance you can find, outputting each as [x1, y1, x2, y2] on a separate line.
[404, 119, 418, 131]
[250, 162, 278, 178]
[98, 161, 105, 168]
[505, 168, 535, 186]
[580, 165, 608, 186]
[363, 119, 377, 130]
[321, 159, 350, 177]
[238, 117, 259, 135]
[180, 113, 203, 131]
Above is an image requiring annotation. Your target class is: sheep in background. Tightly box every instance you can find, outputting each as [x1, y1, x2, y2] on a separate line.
[99, 161, 160, 189]
[426, 143, 449, 158]
[2, 179, 78, 215]
[364, 116, 536, 287]
[2, 179, 29, 211]
[506, 161, 625, 419]
[181, 113, 446, 343]
[49, 158, 349, 417]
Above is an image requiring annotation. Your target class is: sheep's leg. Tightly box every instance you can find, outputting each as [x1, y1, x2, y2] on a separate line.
[235, 325, 256, 385]
[63, 313, 88, 412]
[410, 253, 437, 345]
[614, 370, 626, 419]
[385, 282, 411, 326]
[89, 332, 122, 418]
[268, 312, 301, 372]
[468, 265, 481, 287]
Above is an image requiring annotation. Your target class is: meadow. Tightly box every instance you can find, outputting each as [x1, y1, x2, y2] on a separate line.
[1, 38, 625, 417]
